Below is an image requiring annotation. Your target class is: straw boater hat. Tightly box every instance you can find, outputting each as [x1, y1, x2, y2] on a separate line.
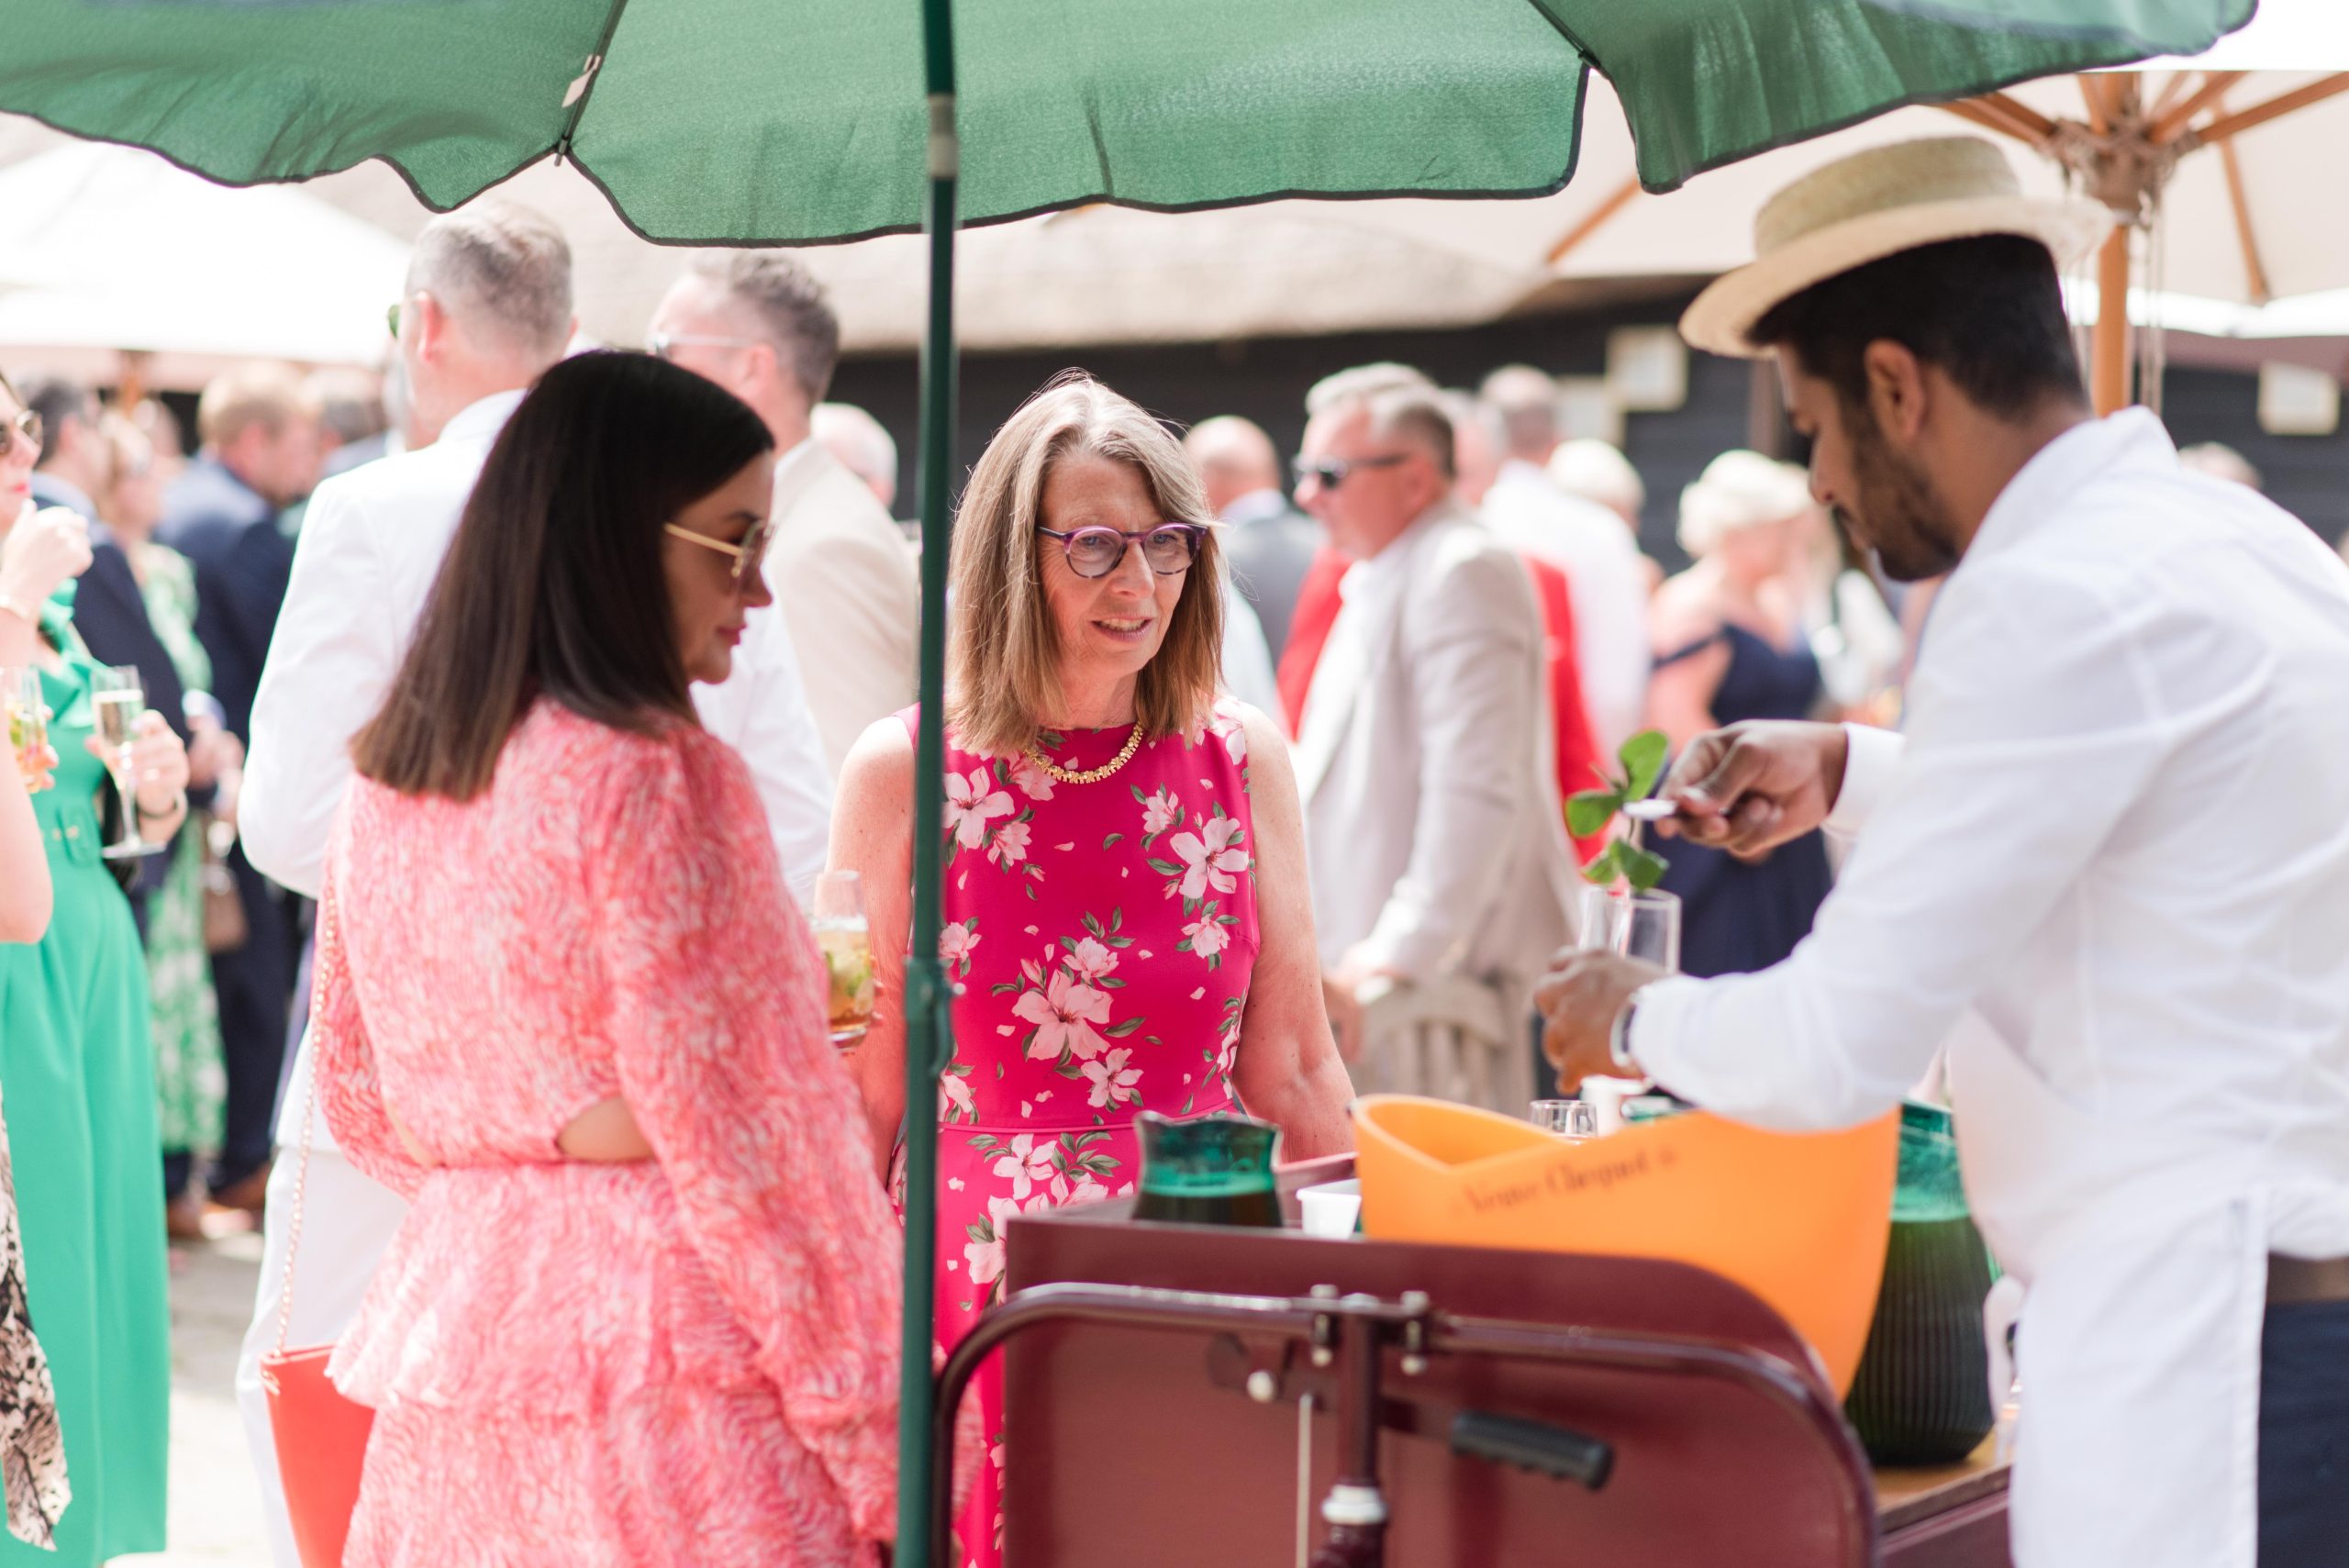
[1679, 137, 2110, 359]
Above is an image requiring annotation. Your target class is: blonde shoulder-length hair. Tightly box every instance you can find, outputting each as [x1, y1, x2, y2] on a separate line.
[947, 373, 1225, 759]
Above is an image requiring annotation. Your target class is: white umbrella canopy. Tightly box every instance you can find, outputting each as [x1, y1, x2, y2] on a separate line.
[0, 138, 412, 386]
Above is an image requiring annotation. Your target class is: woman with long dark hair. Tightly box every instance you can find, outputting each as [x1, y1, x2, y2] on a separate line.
[313, 351, 906, 1566]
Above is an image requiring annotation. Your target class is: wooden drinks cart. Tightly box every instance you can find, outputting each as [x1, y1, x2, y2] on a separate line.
[936, 1158, 2009, 1566]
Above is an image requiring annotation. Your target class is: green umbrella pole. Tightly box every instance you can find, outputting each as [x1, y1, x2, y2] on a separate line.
[896, 0, 958, 1560]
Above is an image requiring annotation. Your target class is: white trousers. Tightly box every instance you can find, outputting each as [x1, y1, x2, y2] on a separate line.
[236, 1139, 409, 1568]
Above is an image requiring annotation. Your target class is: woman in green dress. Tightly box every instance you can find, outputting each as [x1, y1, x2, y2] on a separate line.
[0, 371, 189, 1566]
[101, 414, 229, 1233]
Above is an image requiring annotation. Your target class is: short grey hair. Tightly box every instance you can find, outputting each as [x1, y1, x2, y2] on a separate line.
[407, 200, 573, 361]
[1477, 363, 1559, 460]
[1307, 362, 1453, 479]
[687, 250, 841, 406]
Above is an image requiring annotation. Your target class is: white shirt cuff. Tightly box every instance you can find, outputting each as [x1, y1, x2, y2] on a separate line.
[1824, 723, 1905, 840]
[1621, 973, 1704, 1098]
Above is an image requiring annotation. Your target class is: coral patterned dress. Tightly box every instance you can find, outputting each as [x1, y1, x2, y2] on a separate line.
[913, 701, 1260, 1567]
[314, 703, 905, 1568]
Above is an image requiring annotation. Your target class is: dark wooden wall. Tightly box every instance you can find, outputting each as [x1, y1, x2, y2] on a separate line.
[830, 310, 2349, 560]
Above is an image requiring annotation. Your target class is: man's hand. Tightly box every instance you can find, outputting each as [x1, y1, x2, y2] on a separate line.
[1533, 949, 1666, 1093]
[0, 506, 93, 609]
[1656, 719, 1849, 858]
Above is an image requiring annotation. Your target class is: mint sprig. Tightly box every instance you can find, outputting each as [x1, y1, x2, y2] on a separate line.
[1570, 729, 1671, 891]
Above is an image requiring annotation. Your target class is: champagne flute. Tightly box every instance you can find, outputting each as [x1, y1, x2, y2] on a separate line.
[5, 668, 48, 794]
[90, 665, 161, 861]
[811, 871, 875, 1050]
[1546, 884, 1685, 1132]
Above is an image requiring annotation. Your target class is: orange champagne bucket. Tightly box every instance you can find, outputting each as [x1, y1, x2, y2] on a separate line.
[1353, 1095, 1900, 1395]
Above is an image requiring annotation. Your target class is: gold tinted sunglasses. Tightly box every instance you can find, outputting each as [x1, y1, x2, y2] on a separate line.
[664, 516, 774, 589]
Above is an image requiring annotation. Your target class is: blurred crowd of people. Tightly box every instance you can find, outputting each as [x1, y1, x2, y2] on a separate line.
[0, 178, 2312, 1568]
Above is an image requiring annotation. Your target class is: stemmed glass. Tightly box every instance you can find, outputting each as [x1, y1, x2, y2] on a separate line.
[1578, 884, 1683, 973]
[90, 665, 163, 861]
[811, 871, 874, 1051]
[5, 668, 48, 793]
[1532, 885, 1686, 1134]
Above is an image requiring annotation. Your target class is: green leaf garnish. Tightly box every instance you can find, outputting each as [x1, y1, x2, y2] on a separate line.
[1566, 788, 1621, 840]
[1619, 729, 1670, 802]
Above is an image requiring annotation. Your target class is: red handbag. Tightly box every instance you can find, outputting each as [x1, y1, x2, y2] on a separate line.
[258, 1079, 376, 1568]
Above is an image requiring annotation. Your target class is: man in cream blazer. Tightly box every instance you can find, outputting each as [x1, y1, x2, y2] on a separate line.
[651, 252, 918, 774]
[1294, 368, 1579, 1107]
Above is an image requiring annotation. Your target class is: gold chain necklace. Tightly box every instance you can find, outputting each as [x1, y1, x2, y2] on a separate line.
[1024, 721, 1146, 785]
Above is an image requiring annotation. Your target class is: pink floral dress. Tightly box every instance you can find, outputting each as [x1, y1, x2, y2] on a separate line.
[910, 702, 1260, 1567]
[314, 703, 905, 1568]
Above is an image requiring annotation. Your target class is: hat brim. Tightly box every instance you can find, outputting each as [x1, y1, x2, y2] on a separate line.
[1678, 196, 2111, 360]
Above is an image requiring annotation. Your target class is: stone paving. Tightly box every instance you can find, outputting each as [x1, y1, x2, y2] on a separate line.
[118, 1230, 273, 1568]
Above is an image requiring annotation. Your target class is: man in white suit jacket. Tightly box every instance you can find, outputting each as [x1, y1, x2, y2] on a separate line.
[231, 206, 836, 1568]
[1294, 369, 1579, 1101]
[651, 252, 918, 774]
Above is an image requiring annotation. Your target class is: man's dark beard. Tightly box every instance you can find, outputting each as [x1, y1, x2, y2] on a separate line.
[1841, 403, 1962, 583]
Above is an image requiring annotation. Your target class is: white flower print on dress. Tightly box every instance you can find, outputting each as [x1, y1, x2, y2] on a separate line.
[1081, 1047, 1143, 1109]
[1012, 969, 1111, 1062]
[990, 1134, 1060, 1201]
[986, 818, 1032, 869]
[1066, 936, 1119, 983]
[940, 1065, 977, 1123]
[1183, 913, 1230, 962]
[1010, 756, 1057, 802]
[944, 766, 1013, 850]
[1210, 707, 1249, 766]
[1141, 787, 1180, 838]
[940, 918, 983, 982]
[963, 1195, 1019, 1287]
[1170, 814, 1250, 901]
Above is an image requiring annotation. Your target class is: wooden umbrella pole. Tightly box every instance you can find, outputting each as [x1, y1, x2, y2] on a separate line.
[2093, 224, 2132, 417]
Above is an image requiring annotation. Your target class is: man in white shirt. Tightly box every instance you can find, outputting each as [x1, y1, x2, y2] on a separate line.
[1538, 138, 2349, 1568]
[1476, 365, 1651, 753]
[232, 203, 835, 1568]
[1296, 366, 1577, 1110]
[651, 252, 918, 775]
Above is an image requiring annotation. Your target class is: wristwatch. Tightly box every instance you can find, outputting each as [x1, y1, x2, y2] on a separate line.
[1608, 989, 1645, 1075]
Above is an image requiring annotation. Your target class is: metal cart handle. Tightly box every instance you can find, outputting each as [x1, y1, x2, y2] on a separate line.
[1447, 1409, 1613, 1490]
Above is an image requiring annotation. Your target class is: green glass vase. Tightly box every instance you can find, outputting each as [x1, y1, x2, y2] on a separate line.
[1130, 1111, 1283, 1229]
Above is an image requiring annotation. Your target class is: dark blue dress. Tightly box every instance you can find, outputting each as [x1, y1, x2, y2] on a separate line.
[1653, 623, 1834, 978]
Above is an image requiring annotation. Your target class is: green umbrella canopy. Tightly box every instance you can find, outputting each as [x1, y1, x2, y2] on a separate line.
[1, 0, 2246, 245]
[1, 2, 2249, 1562]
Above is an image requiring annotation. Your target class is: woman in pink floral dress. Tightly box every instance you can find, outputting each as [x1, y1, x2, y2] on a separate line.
[830, 373, 1358, 1565]
[311, 354, 907, 1567]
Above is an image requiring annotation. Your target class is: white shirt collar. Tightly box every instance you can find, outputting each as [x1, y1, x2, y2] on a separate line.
[441, 389, 530, 445]
[1971, 408, 2175, 567]
[1340, 499, 1457, 602]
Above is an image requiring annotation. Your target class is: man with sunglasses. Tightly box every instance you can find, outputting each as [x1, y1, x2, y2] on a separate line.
[1290, 364, 1579, 1111]
[648, 249, 918, 777]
